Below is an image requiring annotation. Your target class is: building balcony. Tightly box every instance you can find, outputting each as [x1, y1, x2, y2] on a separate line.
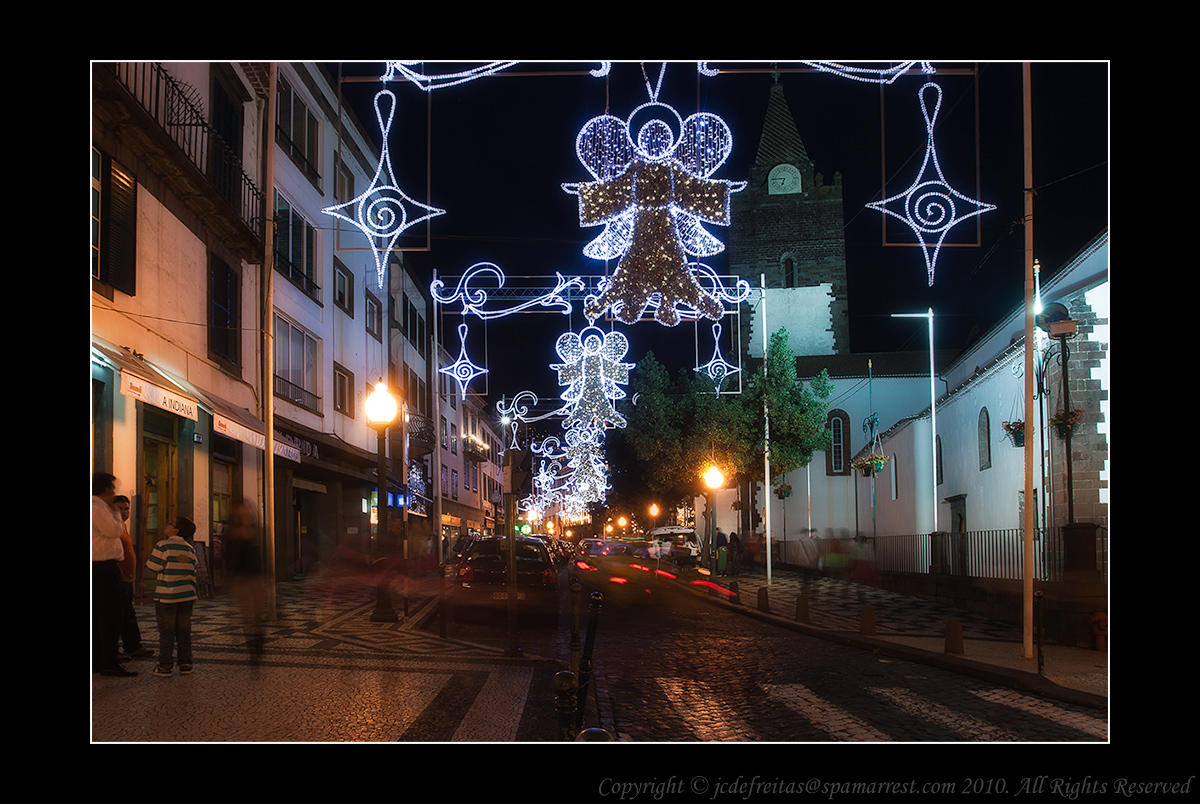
[462, 434, 489, 464]
[273, 375, 320, 413]
[406, 412, 436, 456]
[92, 62, 265, 262]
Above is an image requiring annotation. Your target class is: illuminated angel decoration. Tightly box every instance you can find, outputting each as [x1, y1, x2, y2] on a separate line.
[322, 89, 445, 288]
[563, 97, 747, 326]
[866, 82, 995, 286]
[552, 326, 634, 432]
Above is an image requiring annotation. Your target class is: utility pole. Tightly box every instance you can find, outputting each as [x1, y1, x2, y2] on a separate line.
[1021, 62, 1036, 660]
[262, 62, 278, 621]
[432, 269, 444, 564]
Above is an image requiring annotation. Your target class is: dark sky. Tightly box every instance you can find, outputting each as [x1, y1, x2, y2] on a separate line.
[326, 61, 1108, 410]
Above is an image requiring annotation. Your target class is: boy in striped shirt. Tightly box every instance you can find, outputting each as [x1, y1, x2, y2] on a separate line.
[145, 516, 198, 677]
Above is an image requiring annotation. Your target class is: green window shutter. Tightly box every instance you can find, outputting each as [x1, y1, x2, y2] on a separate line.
[103, 156, 138, 296]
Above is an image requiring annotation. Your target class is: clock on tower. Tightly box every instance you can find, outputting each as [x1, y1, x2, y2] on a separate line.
[767, 163, 802, 195]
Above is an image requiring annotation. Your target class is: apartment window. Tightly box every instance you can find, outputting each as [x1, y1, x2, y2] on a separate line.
[208, 254, 240, 369]
[441, 464, 448, 498]
[365, 289, 382, 341]
[890, 454, 899, 500]
[418, 378, 428, 417]
[334, 258, 354, 317]
[978, 407, 992, 471]
[276, 76, 321, 186]
[451, 469, 459, 500]
[274, 190, 320, 300]
[92, 146, 137, 296]
[334, 152, 355, 210]
[274, 314, 320, 411]
[451, 423, 458, 454]
[441, 416, 448, 448]
[333, 363, 354, 418]
[826, 409, 850, 475]
[472, 463, 478, 492]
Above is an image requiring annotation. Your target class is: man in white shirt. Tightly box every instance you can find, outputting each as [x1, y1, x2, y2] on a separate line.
[94, 472, 136, 677]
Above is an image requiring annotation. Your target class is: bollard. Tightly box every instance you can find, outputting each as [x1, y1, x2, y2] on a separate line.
[553, 670, 578, 742]
[757, 586, 770, 613]
[576, 727, 614, 741]
[795, 593, 809, 623]
[859, 604, 876, 636]
[569, 582, 583, 677]
[370, 560, 398, 622]
[576, 591, 604, 732]
[944, 619, 964, 655]
[729, 581, 741, 605]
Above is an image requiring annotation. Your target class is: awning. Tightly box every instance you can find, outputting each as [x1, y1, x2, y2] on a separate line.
[92, 338, 300, 463]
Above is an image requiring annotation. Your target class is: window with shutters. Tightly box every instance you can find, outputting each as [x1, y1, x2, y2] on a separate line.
[208, 254, 240, 370]
[365, 288, 382, 341]
[333, 363, 354, 418]
[92, 146, 137, 296]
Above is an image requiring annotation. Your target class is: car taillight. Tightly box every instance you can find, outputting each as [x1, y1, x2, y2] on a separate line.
[458, 565, 474, 583]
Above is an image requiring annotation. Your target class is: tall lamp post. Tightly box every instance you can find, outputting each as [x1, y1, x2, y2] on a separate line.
[366, 379, 399, 556]
[703, 464, 725, 571]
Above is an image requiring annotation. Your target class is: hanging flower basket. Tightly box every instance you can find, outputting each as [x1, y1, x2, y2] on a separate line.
[1049, 409, 1084, 439]
[1002, 419, 1026, 447]
[851, 453, 889, 478]
[775, 483, 792, 500]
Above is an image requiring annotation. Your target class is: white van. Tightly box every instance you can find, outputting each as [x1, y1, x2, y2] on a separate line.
[648, 526, 701, 565]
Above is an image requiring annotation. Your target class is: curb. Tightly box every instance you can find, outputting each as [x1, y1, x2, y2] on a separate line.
[673, 573, 1108, 712]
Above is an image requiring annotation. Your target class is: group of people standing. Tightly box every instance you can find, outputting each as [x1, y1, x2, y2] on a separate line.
[713, 528, 743, 576]
[92, 472, 268, 678]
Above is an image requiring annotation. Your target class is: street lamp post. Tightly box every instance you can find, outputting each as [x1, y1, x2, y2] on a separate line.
[366, 379, 399, 622]
[703, 464, 725, 572]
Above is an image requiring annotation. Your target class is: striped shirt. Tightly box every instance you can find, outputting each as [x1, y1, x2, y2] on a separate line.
[145, 536, 197, 603]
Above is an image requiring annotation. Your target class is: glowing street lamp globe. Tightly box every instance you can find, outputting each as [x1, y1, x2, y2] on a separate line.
[703, 465, 725, 489]
[365, 379, 398, 428]
[617, 516, 628, 528]
[649, 503, 659, 517]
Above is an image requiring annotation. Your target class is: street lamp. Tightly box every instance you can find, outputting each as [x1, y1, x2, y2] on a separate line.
[703, 464, 725, 571]
[365, 378, 398, 622]
[649, 503, 659, 531]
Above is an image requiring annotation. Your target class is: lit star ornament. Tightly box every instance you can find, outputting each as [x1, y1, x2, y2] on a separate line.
[563, 99, 746, 326]
[322, 89, 445, 289]
[695, 321, 739, 392]
[866, 82, 995, 286]
[440, 322, 487, 397]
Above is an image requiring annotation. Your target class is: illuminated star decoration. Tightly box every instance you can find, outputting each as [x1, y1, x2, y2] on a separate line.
[695, 321, 739, 393]
[563, 66, 747, 327]
[440, 322, 487, 398]
[322, 89, 445, 289]
[866, 82, 995, 286]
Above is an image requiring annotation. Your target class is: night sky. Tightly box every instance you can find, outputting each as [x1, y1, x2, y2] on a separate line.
[323, 61, 1108, 411]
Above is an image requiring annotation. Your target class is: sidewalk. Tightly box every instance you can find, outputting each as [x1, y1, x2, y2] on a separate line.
[91, 573, 566, 742]
[676, 561, 1107, 710]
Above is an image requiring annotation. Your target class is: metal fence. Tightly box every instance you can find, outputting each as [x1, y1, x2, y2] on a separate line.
[810, 527, 1108, 583]
[103, 62, 264, 241]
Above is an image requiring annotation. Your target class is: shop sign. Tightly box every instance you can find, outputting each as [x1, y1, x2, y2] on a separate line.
[121, 373, 197, 421]
[214, 414, 300, 462]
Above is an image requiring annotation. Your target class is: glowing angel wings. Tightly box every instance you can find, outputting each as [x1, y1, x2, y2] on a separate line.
[562, 109, 746, 261]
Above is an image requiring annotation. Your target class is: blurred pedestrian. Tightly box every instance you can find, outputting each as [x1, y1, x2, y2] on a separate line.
[112, 495, 153, 661]
[94, 472, 137, 677]
[715, 528, 728, 574]
[145, 516, 198, 677]
[728, 531, 742, 576]
[225, 500, 266, 663]
[188, 527, 213, 599]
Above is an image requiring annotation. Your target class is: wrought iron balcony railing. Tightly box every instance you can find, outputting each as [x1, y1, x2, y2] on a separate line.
[101, 62, 264, 244]
[273, 374, 321, 412]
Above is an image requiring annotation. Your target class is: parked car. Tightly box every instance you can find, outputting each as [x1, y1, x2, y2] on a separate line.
[450, 535, 561, 621]
[648, 526, 701, 566]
